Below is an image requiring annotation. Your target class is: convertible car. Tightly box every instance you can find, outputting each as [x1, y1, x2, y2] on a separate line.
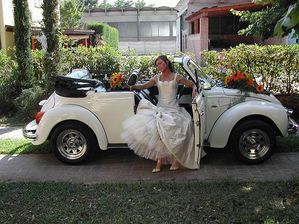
[23, 56, 297, 166]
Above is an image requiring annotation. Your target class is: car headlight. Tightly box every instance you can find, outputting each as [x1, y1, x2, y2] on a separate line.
[285, 108, 293, 116]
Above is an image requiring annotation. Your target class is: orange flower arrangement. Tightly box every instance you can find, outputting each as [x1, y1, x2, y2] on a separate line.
[110, 72, 125, 88]
[224, 71, 267, 94]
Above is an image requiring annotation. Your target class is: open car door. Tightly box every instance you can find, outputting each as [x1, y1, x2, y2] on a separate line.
[192, 88, 205, 168]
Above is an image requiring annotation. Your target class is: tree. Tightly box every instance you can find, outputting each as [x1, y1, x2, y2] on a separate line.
[12, 0, 34, 94]
[42, 0, 60, 93]
[114, 0, 133, 9]
[274, 1, 299, 37]
[81, 0, 98, 9]
[134, 0, 154, 9]
[231, 0, 299, 39]
[98, 2, 113, 9]
[60, 0, 84, 29]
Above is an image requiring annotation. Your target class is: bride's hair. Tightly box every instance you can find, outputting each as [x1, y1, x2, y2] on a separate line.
[155, 55, 174, 72]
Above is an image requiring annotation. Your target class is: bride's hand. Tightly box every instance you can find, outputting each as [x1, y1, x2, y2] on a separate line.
[192, 86, 198, 99]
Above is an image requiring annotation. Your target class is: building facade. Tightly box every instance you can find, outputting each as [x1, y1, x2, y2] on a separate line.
[0, 0, 43, 50]
[175, 0, 287, 62]
[83, 6, 178, 55]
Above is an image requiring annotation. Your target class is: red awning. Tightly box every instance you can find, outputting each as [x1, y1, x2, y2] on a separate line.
[185, 3, 264, 21]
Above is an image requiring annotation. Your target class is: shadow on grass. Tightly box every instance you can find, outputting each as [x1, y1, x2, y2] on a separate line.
[0, 139, 51, 154]
[276, 135, 299, 153]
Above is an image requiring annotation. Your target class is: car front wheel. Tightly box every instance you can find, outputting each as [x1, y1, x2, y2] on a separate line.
[51, 122, 96, 164]
[231, 120, 276, 164]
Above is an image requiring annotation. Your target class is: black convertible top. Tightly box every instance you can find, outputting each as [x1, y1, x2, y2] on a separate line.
[49, 75, 103, 97]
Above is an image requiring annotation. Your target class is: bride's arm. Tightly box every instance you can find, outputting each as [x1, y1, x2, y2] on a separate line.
[130, 77, 156, 91]
[176, 74, 197, 97]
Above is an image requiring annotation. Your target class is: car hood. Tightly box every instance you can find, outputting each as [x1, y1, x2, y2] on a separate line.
[222, 87, 282, 105]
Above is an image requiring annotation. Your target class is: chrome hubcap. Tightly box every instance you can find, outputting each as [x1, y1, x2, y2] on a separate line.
[57, 129, 87, 160]
[238, 129, 270, 160]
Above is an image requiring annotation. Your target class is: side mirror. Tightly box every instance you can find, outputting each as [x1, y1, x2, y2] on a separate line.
[127, 69, 140, 86]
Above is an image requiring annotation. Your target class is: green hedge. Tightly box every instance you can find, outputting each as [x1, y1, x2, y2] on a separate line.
[86, 22, 119, 48]
[58, 45, 122, 75]
[201, 44, 299, 94]
[0, 50, 18, 115]
[2, 44, 299, 119]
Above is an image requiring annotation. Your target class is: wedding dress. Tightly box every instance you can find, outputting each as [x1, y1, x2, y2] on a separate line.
[121, 74, 199, 169]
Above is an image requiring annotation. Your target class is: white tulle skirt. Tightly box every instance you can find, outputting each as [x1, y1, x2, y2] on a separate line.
[121, 99, 199, 169]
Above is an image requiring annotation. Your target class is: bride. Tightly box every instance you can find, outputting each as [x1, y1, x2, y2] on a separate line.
[121, 55, 200, 173]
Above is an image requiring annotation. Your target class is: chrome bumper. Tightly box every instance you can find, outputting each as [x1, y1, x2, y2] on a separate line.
[23, 120, 37, 140]
[288, 117, 298, 135]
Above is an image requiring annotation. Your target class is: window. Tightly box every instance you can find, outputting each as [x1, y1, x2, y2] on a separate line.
[152, 23, 159, 37]
[140, 22, 151, 37]
[140, 22, 171, 37]
[221, 16, 234, 34]
[110, 22, 173, 38]
[209, 16, 220, 34]
[209, 15, 243, 35]
[191, 21, 194, 34]
[172, 22, 176, 36]
[109, 22, 137, 38]
[158, 22, 170, 36]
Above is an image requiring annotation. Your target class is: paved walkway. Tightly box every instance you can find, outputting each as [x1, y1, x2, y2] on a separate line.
[0, 126, 299, 184]
[0, 149, 298, 184]
[0, 126, 24, 140]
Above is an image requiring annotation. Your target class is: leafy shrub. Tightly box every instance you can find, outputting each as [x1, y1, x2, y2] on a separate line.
[200, 50, 227, 80]
[14, 86, 47, 121]
[137, 55, 159, 79]
[0, 50, 18, 116]
[0, 50, 17, 85]
[59, 45, 122, 75]
[31, 50, 45, 81]
[0, 83, 18, 116]
[201, 44, 299, 94]
[86, 21, 119, 48]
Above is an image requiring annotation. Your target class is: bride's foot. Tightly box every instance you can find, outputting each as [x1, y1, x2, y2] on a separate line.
[169, 166, 179, 171]
[152, 168, 161, 173]
[152, 159, 162, 173]
[170, 160, 180, 171]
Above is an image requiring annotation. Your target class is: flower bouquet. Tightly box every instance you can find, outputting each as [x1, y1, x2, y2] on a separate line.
[224, 71, 268, 94]
[110, 72, 125, 89]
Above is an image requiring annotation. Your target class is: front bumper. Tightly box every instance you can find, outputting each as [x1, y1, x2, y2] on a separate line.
[23, 120, 37, 140]
[288, 117, 298, 135]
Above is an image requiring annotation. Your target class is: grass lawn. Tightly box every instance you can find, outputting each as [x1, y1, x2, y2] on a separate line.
[0, 180, 298, 223]
[0, 140, 51, 154]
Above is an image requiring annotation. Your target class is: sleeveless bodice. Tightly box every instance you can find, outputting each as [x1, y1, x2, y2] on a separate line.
[157, 75, 178, 108]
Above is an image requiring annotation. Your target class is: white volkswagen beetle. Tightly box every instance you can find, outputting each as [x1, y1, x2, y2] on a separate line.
[23, 56, 297, 165]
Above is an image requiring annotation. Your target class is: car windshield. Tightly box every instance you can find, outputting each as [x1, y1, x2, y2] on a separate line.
[187, 59, 216, 87]
[66, 69, 91, 79]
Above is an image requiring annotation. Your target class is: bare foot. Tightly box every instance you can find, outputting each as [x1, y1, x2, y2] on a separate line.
[170, 160, 180, 171]
[152, 159, 162, 173]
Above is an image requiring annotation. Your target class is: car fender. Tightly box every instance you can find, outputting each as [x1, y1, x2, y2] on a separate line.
[34, 105, 108, 149]
[208, 101, 288, 148]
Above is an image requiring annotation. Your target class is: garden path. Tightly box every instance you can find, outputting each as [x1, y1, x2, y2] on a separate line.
[0, 126, 298, 184]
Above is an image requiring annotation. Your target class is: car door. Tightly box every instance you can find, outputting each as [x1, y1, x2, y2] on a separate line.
[192, 88, 205, 168]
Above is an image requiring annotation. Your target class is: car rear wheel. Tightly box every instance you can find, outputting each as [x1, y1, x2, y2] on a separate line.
[231, 120, 276, 164]
[51, 122, 96, 164]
